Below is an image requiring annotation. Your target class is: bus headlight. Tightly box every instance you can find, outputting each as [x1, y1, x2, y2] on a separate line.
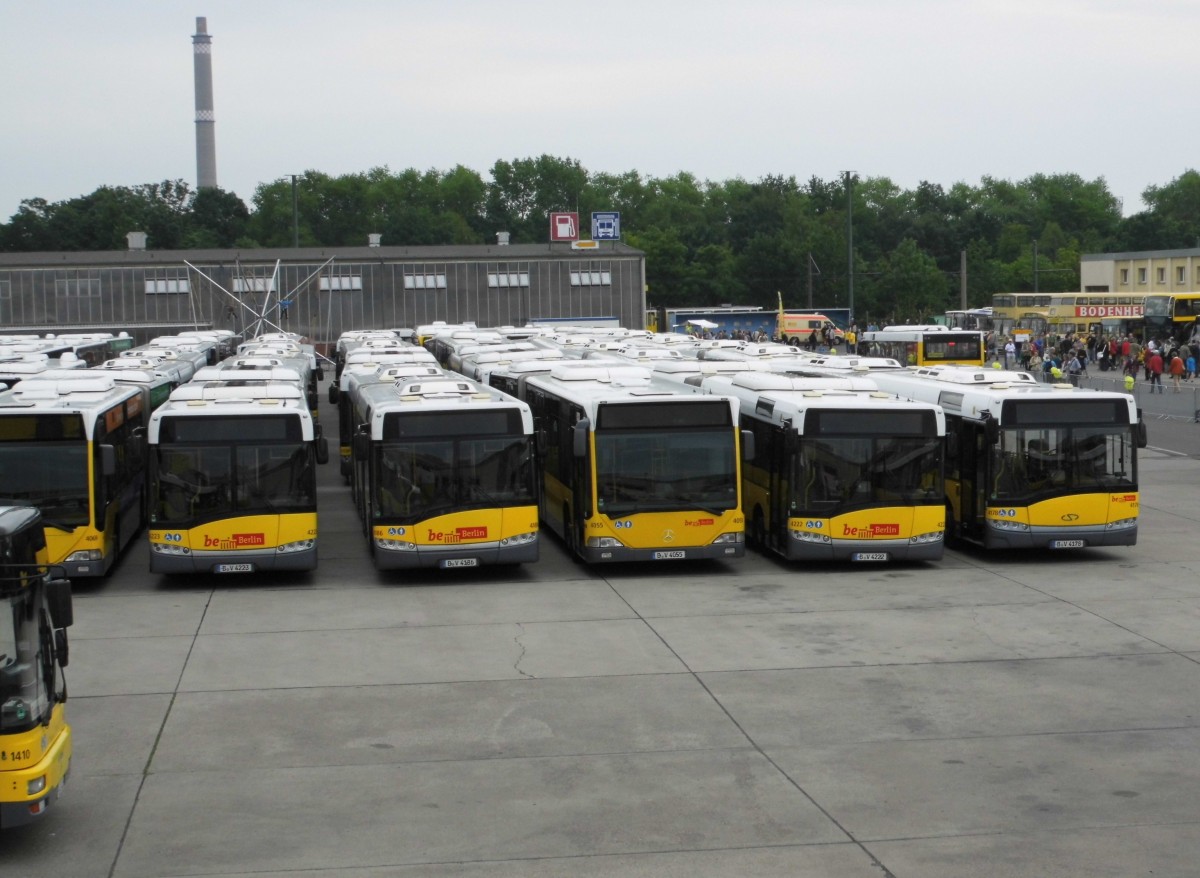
[277, 539, 315, 554]
[375, 537, 417, 552]
[790, 529, 832, 544]
[500, 532, 537, 546]
[65, 549, 102, 562]
[710, 532, 744, 545]
[586, 536, 625, 549]
[909, 531, 945, 544]
[1106, 517, 1137, 531]
[27, 775, 46, 796]
[152, 543, 191, 556]
[987, 519, 1030, 532]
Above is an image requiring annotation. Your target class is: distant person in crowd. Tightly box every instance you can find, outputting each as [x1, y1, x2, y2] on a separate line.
[1169, 351, 1185, 392]
[1147, 349, 1165, 393]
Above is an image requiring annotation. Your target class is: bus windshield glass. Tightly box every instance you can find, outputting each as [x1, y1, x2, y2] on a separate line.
[154, 440, 315, 523]
[0, 442, 90, 527]
[594, 427, 737, 517]
[0, 587, 49, 733]
[373, 435, 536, 521]
[796, 431, 943, 514]
[991, 426, 1136, 499]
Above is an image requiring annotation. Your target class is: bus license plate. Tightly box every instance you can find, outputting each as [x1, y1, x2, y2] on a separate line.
[654, 550, 686, 560]
[215, 563, 254, 573]
[442, 558, 478, 568]
[1050, 540, 1086, 549]
[853, 552, 889, 562]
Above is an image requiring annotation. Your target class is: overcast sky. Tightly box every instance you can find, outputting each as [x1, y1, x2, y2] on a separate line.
[3, 1, 1196, 223]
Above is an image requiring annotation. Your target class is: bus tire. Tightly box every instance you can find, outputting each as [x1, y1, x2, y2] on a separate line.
[316, 437, 330, 465]
[750, 507, 766, 550]
[328, 385, 339, 404]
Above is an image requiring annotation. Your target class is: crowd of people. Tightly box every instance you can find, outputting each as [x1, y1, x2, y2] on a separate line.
[987, 329, 1200, 393]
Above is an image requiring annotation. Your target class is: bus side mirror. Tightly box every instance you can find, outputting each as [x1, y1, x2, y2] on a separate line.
[983, 415, 1000, 445]
[101, 444, 117, 476]
[741, 429, 755, 461]
[572, 418, 591, 458]
[46, 575, 73, 630]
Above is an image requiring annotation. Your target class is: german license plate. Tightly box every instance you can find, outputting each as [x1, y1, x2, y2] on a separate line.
[215, 563, 254, 573]
[1050, 539, 1086, 549]
[853, 552, 889, 562]
[442, 558, 478, 568]
[654, 550, 686, 560]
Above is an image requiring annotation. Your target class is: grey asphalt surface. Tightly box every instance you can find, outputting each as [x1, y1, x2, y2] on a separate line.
[2, 393, 1199, 878]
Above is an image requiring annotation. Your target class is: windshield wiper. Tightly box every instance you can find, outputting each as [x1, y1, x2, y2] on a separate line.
[40, 518, 76, 533]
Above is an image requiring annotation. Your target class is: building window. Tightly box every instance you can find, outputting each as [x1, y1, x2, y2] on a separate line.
[233, 277, 277, 293]
[1178, 266, 1186, 284]
[569, 266, 612, 287]
[1157, 267, 1166, 284]
[319, 275, 363, 291]
[1119, 268, 1129, 284]
[55, 278, 101, 298]
[487, 272, 530, 288]
[144, 272, 190, 295]
[1137, 268, 1147, 284]
[403, 273, 447, 290]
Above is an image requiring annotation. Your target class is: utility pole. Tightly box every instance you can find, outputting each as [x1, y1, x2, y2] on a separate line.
[1033, 239, 1039, 293]
[290, 174, 300, 248]
[960, 250, 968, 309]
[845, 171, 854, 320]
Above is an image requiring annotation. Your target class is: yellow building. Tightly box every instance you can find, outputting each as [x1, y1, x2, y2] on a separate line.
[1081, 248, 1200, 293]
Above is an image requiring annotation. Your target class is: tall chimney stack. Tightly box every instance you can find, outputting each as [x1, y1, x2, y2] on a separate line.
[192, 17, 218, 190]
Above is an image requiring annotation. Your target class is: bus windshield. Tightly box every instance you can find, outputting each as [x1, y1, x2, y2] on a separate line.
[373, 436, 536, 521]
[0, 443, 90, 527]
[0, 587, 49, 733]
[991, 426, 1136, 499]
[154, 442, 315, 524]
[796, 435, 943, 513]
[595, 427, 738, 517]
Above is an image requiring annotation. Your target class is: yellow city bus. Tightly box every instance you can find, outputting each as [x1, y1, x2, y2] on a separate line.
[0, 506, 74, 829]
[0, 375, 148, 577]
[1143, 292, 1200, 340]
[659, 368, 946, 563]
[859, 326, 985, 366]
[520, 363, 748, 562]
[867, 365, 1139, 550]
[147, 382, 323, 573]
[348, 374, 539, 569]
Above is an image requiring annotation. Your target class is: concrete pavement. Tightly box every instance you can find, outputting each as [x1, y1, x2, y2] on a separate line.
[2, 434, 1199, 877]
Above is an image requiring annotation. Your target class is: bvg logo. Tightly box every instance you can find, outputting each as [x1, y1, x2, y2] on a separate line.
[684, 518, 714, 527]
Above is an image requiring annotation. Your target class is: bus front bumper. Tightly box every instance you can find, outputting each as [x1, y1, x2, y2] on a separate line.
[986, 520, 1138, 550]
[785, 536, 944, 562]
[0, 731, 71, 829]
[373, 536, 539, 570]
[150, 544, 318, 574]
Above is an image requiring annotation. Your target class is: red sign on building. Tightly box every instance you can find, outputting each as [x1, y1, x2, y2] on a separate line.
[550, 212, 579, 242]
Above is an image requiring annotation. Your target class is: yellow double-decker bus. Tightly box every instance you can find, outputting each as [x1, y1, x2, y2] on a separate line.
[867, 365, 1139, 550]
[1143, 292, 1200, 340]
[348, 374, 539, 569]
[0, 506, 73, 828]
[989, 294, 1051, 335]
[520, 363, 748, 563]
[859, 326, 985, 366]
[147, 381, 323, 574]
[1045, 292, 1149, 337]
[0, 375, 148, 577]
[659, 368, 946, 563]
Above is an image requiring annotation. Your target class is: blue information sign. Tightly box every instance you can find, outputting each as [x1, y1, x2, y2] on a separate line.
[591, 211, 621, 241]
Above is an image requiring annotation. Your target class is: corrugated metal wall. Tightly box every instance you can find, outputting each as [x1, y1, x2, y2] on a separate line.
[0, 245, 646, 348]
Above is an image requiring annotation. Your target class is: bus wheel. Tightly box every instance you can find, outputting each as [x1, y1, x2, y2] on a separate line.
[328, 384, 339, 404]
[943, 503, 960, 548]
[564, 505, 582, 562]
[750, 507, 766, 550]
